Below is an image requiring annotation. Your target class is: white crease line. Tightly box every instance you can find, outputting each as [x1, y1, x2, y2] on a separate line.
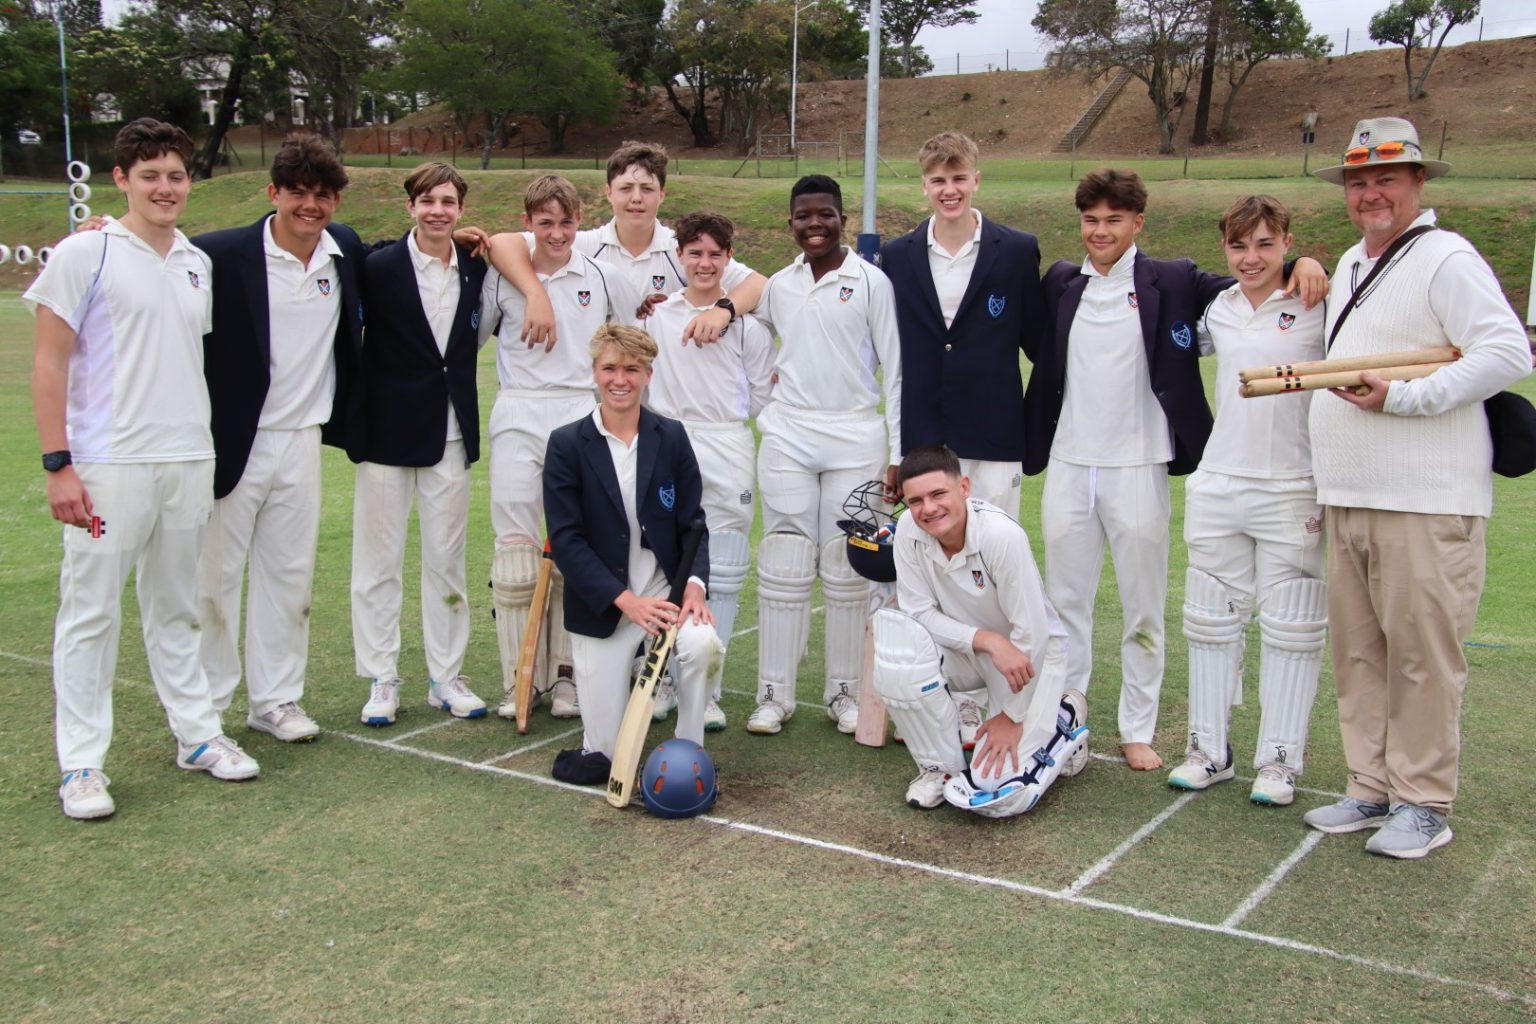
[728, 604, 823, 640]
[722, 686, 827, 712]
[1063, 792, 1198, 897]
[1222, 830, 1326, 928]
[0, 650, 52, 668]
[328, 725, 1533, 1009]
[478, 725, 584, 765]
[388, 717, 463, 742]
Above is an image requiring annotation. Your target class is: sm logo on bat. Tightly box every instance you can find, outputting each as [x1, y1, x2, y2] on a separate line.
[607, 778, 625, 796]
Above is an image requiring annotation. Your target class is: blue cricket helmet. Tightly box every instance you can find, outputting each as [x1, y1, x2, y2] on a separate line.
[640, 738, 718, 818]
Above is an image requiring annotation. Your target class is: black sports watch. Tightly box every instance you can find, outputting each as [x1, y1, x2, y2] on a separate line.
[42, 450, 72, 472]
[713, 297, 736, 323]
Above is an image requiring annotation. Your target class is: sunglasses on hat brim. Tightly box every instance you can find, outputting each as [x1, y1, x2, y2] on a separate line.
[1341, 140, 1421, 165]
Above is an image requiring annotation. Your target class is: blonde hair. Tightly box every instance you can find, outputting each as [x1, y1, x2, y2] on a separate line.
[524, 174, 581, 218]
[918, 131, 979, 175]
[589, 323, 657, 366]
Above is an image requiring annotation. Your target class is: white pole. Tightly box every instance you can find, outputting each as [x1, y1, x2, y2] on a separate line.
[791, 1, 800, 153]
[858, 0, 880, 260]
[1526, 234, 1535, 326]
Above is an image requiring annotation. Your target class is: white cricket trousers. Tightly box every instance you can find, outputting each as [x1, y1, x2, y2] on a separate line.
[756, 402, 886, 545]
[569, 572, 724, 758]
[683, 419, 756, 536]
[198, 426, 322, 719]
[351, 441, 472, 683]
[53, 460, 223, 771]
[1041, 459, 1169, 744]
[1183, 470, 1324, 610]
[489, 388, 594, 544]
[961, 458, 1024, 522]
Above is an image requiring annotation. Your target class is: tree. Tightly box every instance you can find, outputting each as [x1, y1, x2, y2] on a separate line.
[878, 0, 978, 77]
[1214, 0, 1328, 139]
[75, 11, 203, 131]
[518, 11, 623, 152]
[284, 0, 399, 152]
[1034, 0, 1207, 154]
[1189, 0, 1220, 145]
[0, 4, 66, 143]
[580, 0, 665, 103]
[1369, 0, 1478, 102]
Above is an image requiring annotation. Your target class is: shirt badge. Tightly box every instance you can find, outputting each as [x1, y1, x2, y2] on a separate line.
[838, 286, 854, 302]
[987, 294, 1005, 318]
[1277, 312, 1296, 331]
[1171, 321, 1193, 349]
[186, 271, 200, 289]
[971, 569, 985, 590]
[651, 275, 666, 291]
[1127, 292, 1139, 309]
[470, 308, 480, 330]
[317, 278, 332, 297]
[577, 290, 592, 308]
[658, 482, 676, 510]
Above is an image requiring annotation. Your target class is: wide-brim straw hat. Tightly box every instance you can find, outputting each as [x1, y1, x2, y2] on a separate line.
[1313, 116, 1452, 184]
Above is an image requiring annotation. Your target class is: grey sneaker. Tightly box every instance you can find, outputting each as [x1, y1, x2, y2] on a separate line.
[59, 769, 115, 820]
[957, 698, 984, 750]
[177, 735, 260, 780]
[1303, 796, 1390, 834]
[1168, 745, 1234, 791]
[1364, 803, 1454, 859]
[247, 701, 320, 742]
[703, 697, 727, 732]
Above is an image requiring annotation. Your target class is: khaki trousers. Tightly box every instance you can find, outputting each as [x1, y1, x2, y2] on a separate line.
[1325, 506, 1486, 813]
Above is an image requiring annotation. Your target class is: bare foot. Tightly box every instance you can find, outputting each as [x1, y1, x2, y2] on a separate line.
[1122, 742, 1163, 770]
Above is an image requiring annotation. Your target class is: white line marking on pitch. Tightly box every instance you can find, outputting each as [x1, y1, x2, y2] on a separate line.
[389, 717, 462, 742]
[1222, 830, 1326, 928]
[1063, 792, 1198, 897]
[478, 726, 583, 765]
[729, 604, 822, 640]
[0, 650, 53, 668]
[330, 725, 1533, 1009]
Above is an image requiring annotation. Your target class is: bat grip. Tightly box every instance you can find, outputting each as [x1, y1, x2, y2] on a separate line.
[665, 517, 707, 608]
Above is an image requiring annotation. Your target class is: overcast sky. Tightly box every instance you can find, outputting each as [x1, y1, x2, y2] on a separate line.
[914, 0, 1536, 71]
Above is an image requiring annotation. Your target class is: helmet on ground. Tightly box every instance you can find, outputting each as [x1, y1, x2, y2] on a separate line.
[837, 479, 903, 583]
[641, 738, 718, 818]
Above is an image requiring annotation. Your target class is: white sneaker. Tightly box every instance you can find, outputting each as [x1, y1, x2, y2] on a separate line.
[550, 674, 580, 718]
[906, 764, 948, 809]
[651, 675, 677, 721]
[59, 769, 115, 819]
[1059, 689, 1090, 777]
[957, 698, 984, 750]
[1167, 746, 1234, 791]
[704, 697, 727, 732]
[361, 678, 401, 727]
[746, 699, 792, 735]
[1250, 763, 1297, 806]
[827, 692, 858, 734]
[428, 676, 487, 719]
[177, 735, 260, 780]
[247, 701, 320, 742]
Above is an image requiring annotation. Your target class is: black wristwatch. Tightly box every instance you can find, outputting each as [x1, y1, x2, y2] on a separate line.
[713, 297, 736, 323]
[42, 450, 72, 472]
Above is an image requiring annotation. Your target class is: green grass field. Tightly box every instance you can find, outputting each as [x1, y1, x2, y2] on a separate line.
[1, 169, 1535, 1022]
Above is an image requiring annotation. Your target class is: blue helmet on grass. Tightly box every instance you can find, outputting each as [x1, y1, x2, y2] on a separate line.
[641, 738, 718, 818]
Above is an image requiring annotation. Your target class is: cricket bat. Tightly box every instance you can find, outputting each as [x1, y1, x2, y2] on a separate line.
[514, 540, 554, 734]
[853, 620, 888, 747]
[606, 518, 707, 809]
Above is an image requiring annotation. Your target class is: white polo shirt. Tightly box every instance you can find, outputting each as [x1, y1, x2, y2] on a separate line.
[644, 292, 775, 423]
[756, 248, 904, 466]
[407, 229, 463, 441]
[1198, 284, 1325, 479]
[480, 240, 641, 392]
[259, 218, 342, 430]
[1053, 245, 1172, 467]
[591, 408, 660, 595]
[893, 498, 1066, 722]
[24, 221, 213, 463]
[926, 209, 983, 328]
[578, 219, 752, 299]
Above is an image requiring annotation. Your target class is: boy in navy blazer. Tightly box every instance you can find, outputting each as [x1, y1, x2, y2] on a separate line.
[1022, 169, 1324, 771]
[542, 325, 724, 767]
[351, 163, 491, 727]
[880, 131, 1043, 518]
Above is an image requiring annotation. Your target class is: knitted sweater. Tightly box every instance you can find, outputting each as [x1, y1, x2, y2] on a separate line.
[1309, 211, 1531, 516]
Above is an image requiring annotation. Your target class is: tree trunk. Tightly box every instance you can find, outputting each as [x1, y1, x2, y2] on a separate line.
[1403, 46, 1417, 102]
[479, 110, 495, 170]
[543, 112, 569, 153]
[194, 41, 248, 180]
[662, 79, 716, 147]
[1190, 0, 1221, 145]
[901, 39, 914, 77]
[1218, 61, 1259, 141]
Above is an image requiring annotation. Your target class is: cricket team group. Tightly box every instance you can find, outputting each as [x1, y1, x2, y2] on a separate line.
[28, 111, 1530, 859]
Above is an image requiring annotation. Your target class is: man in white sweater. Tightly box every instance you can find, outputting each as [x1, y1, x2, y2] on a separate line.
[1303, 117, 1531, 859]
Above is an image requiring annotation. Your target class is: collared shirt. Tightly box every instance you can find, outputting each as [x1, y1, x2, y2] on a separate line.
[1197, 283, 1324, 479]
[579, 219, 752, 300]
[407, 228, 463, 440]
[591, 408, 660, 597]
[1053, 245, 1172, 467]
[894, 497, 1065, 723]
[259, 217, 341, 430]
[480, 238, 641, 391]
[644, 291, 775, 423]
[925, 208, 983, 328]
[24, 220, 214, 463]
[756, 247, 904, 466]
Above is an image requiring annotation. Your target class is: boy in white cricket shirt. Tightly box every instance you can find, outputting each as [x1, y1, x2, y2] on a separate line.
[1169, 196, 1327, 807]
[873, 446, 1088, 815]
[746, 174, 903, 738]
[642, 211, 775, 729]
[480, 176, 643, 720]
[28, 118, 259, 819]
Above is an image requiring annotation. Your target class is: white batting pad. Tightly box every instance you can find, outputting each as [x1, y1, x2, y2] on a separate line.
[706, 529, 751, 652]
[871, 609, 966, 776]
[820, 536, 871, 705]
[492, 541, 543, 698]
[544, 563, 570, 696]
[1255, 576, 1327, 773]
[1181, 568, 1244, 763]
[755, 532, 817, 707]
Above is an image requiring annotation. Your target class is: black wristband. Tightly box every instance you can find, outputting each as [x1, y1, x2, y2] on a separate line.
[713, 297, 736, 323]
[42, 450, 72, 472]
